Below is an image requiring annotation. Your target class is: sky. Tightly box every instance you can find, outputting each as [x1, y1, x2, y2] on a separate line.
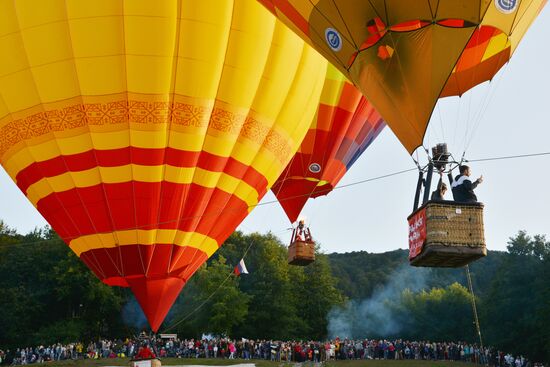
[1, 8, 549, 255]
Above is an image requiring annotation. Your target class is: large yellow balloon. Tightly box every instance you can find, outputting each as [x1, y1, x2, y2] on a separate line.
[0, 0, 327, 331]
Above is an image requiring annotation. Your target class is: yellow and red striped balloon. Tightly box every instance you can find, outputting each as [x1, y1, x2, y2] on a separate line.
[0, 0, 328, 331]
[272, 64, 385, 223]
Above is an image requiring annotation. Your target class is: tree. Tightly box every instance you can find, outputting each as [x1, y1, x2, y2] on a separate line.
[1, 222, 549, 364]
[532, 234, 550, 260]
[231, 232, 304, 339]
[482, 231, 550, 362]
[394, 283, 475, 341]
[293, 251, 345, 339]
[51, 249, 127, 340]
[507, 230, 534, 256]
[193, 256, 250, 336]
[0, 226, 128, 346]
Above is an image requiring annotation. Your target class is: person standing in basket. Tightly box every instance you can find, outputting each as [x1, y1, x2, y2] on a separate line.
[431, 170, 448, 201]
[451, 165, 483, 202]
[295, 220, 312, 242]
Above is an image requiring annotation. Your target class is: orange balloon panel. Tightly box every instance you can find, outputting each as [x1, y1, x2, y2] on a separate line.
[0, 0, 327, 331]
[258, 0, 546, 153]
[442, 26, 511, 97]
[272, 65, 385, 222]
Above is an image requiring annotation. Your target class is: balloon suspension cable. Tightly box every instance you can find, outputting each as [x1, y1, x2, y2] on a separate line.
[466, 265, 483, 349]
[413, 143, 466, 210]
[418, 147, 463, 175]
[460, 151, 467, 166]
[161, 240, 256, 333]
[6, 150, 550, 250]
[411, 154, 422, 172]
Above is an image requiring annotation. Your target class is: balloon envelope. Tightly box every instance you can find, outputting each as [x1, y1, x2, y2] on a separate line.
[258, 0, 546, 153]
[271, 64, 385, 222]
[0, 0, 328, 331]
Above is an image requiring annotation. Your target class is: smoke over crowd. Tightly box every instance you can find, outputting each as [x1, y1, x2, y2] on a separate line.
[327, 266, 431, 338]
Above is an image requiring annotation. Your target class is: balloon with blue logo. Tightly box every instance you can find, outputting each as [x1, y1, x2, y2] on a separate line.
[257, 0, 546, 154]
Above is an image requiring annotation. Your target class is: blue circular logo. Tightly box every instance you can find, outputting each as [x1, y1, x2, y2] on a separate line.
[309, 163, 321, 173]
[325, 28, 342, 52]
[495, 0, 518, 13]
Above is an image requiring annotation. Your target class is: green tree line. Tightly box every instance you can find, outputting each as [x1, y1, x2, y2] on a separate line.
[0, 221, 548, 362]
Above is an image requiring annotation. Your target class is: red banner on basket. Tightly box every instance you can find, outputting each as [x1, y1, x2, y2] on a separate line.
[408, 208, 426, 259]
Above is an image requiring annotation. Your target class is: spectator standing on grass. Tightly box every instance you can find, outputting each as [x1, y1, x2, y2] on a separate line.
[228, 341, 235, 359]
[2, 337, 546, 366]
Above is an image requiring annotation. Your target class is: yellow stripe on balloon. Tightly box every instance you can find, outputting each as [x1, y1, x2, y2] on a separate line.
[482, 33, 510, 61]
[3, 128, 284, 188]
[25, 165, 260, 208]
[318, 63, 349, 107]
[286, 176, 330, 186]
[69, 229, 219, 257]
[318, 77, 344, 107]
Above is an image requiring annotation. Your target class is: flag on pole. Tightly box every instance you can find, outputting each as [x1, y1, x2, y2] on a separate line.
[234, 259, 249, 276]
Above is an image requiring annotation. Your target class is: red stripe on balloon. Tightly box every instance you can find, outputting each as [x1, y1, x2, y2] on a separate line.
[80, 244, 208, 286]
[36, 182, 250, 244]
[16, 147, 268, 197]
[256, 0, 277, 15]
[271, 0, 311, 36]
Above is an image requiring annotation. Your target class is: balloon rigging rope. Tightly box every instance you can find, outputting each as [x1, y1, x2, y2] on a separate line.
[437, 103, 446, 144]
[160, 270, 232, 333]
[463, 62, 510, 155]
[3, 149, 550, 249]
[0, 167, 413, 248]
[466, 150, 550, 162]
[160, 239, 257, 333]
[460, 28, 484, 155]
[466, 265, 484, 349]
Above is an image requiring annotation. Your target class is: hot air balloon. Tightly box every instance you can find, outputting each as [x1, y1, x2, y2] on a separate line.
[257, 0, 546, 152]
[258, 0, 545, 267]
[270, 64, 385, 265]
[0, 0, 328, 331]
[272, 64, 385, 225]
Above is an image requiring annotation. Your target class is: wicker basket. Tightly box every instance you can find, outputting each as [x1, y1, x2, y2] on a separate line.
[409, 201, 486, 267]
[288, 240, 315, 266]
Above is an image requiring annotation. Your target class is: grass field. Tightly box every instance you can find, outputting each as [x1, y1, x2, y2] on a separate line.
[38, 358, 480, 367]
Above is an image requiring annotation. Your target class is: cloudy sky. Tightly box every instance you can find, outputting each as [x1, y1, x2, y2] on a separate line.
[1, 7, 548, 254]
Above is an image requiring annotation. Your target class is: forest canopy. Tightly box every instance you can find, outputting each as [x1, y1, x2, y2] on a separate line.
[0, 221, 548, 361]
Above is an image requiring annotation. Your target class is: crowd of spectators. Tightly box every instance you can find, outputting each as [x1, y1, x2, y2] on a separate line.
[0, 337, 544, 367]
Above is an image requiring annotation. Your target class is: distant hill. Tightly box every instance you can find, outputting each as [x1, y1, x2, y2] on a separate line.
[327, 249, 507, 299]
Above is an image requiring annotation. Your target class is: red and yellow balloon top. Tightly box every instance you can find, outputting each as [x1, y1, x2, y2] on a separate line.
[258, 0, 546, 153]
[272, 64, 385, 223]
[0, 0, 329, 331]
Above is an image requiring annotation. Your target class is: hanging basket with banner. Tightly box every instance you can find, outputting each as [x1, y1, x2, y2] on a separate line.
[408, 201, 486, 267]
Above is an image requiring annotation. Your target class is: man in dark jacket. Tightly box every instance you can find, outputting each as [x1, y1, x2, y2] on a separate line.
[451, 165, 483, 202]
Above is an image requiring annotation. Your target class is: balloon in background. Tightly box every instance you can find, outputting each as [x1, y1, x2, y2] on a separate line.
[271, 64, 385, 223]
[257, 0, 546, 153]
[0, 0, 328, 331]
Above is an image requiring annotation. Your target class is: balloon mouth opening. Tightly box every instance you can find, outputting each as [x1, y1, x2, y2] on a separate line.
[127, 276, 185, 332]
[103, 276, 130, 287]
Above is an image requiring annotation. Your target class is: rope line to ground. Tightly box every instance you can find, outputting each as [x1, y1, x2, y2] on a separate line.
[160, 239, 256, 333]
